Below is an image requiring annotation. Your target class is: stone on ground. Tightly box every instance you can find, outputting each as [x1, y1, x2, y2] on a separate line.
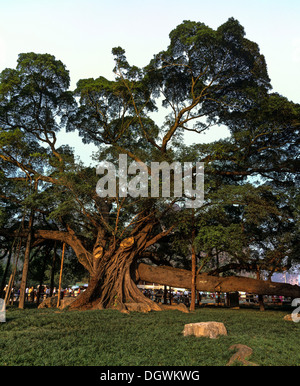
[182, 321, 227, 339]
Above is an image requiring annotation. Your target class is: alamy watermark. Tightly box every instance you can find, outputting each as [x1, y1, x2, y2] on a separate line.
[96, 154, 204, 208]
[0, 298, 5, 323]
[291, 298, 300, 323]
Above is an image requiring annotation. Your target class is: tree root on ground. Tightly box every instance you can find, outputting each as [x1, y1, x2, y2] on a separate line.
[226, 344, 258, 366]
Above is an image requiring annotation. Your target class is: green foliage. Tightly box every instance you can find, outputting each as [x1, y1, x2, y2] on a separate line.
[0, 18, 299, 282]
[0, 53, 74, 136]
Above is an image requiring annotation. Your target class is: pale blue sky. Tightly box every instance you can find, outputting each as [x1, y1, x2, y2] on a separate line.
[1, 0, 299, 164]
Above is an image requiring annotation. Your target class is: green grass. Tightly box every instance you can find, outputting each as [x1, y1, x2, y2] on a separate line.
[0, 305, 299, 366]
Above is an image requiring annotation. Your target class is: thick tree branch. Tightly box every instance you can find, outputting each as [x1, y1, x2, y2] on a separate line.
[137, 263, 300, 298]
[34, 229, 94, 274]
[145, 225, 175, 249]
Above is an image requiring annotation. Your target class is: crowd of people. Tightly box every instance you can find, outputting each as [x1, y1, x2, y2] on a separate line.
[141, 288, 216, 306]
[141, 287, 289, 306]
[2, 285, 86, 305]
[1, 283, 290, 307]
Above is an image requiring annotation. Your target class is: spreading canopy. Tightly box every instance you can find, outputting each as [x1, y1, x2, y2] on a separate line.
[0, 19, 299, 311]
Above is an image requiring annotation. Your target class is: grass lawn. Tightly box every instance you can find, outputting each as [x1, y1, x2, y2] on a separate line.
[0, 305, 299, 366]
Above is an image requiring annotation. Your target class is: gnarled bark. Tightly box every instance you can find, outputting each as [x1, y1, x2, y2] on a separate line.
[137, 263, 300, 298]
[67, 222, 163, 312]
[20, 220, 174, 312]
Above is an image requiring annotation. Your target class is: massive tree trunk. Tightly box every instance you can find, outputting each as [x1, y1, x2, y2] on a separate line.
[33, 222, 169, 312]
[25, 223, 300, 312]
[137, 263, 300, 298]
[68, 222, 162, 312]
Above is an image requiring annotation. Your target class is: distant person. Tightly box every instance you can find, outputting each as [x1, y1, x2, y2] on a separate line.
[29, 287, 34, 302]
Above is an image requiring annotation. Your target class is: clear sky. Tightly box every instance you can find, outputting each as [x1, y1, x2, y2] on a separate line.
[1, 0, 299, 164]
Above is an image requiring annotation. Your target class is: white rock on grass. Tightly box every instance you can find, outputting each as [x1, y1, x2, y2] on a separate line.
[183, 322, 227, 339]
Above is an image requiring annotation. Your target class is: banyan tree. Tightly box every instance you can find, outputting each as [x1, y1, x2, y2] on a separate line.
[0, 18, 299, 311]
